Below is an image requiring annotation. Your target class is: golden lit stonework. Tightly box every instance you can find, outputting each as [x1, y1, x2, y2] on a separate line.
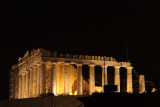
[9, 48, 146, 99]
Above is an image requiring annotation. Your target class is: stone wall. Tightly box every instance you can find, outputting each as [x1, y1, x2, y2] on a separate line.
[9, 64, 19, 99]
[0, 96, 84, 107]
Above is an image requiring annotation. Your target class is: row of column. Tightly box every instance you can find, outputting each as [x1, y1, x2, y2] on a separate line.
[90, 65, 134, 94]
[102, 66, 145, 94]
[75, 64, 144, 95]
[63, 64, 134, 95]
[18, 62, 145, 98]
[17, 62, 82, 97]
[102, 66, 133, 93]
[18, 64, 45, 99]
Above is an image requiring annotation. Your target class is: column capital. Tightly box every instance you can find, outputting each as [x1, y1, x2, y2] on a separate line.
[21, 73, 25, 76]
[114, 66, 121, 69]
[52, 62, 58, 64]
[63, 62, 70, 65]
[76, 63, 83, 66]
[28, 68, 33, 71]
[33, 65, 37, 68]
[101, 65, 108, 68]
[139, 75, 144, 78]
[126, 66, 133, 70]
[89, 64, 95, 67]
[25, 70, 29, 73]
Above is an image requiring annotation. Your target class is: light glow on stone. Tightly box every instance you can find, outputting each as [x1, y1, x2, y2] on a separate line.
[74, 90, 77, 95]
[70, 93, 73, 95]
[95, 86, 102, 93]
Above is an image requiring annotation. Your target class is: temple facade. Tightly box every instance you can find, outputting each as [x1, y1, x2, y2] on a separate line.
[9, 48, 145, 99]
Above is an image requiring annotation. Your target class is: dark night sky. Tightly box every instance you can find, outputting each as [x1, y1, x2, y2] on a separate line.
[1, 0, 160, 99]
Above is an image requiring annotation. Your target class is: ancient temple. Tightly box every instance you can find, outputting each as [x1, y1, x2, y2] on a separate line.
[9, 48, 146, 99]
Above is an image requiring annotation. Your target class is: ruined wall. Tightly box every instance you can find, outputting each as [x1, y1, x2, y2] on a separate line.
[82, 78, 89, 94]
[56, 63, 90, 95]
[9, 64, 19, 99]
[69, 65, 78, 94]
[56, 64, 82, 95]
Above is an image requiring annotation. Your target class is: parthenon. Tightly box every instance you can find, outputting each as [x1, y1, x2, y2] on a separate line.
[9, 48, 146, 99]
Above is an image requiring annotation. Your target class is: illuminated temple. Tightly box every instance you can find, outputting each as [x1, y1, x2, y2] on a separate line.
[9, 48, 146, 99]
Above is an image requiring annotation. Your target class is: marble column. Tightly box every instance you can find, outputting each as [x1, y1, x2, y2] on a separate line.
[32, 66, 37, 97]
[64, 63, 70, 95]
[25, 71, 29, 98]
[139, 75, 145, 93]
[41, 63, 46, 94]
[24, 74, 27, 98]
[77, 64, 83, 95]
[36, 64, 41, 96]
[28, 70, 30, 98]
[52, 62, 57, 95]
[22, 74, 25, 98]
[127, 67, 133, 93]
[102, 66, 108, 92]
[29, 68, 33, 97]
[89, 64, 95, 95]
[18, 75, 22, 99]
[114, 66, 120, 92]
[34, 66, 38, 96]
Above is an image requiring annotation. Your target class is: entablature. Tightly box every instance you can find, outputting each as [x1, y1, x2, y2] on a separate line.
[17, 48, 133, 75]
[41, 57, 132, 68]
